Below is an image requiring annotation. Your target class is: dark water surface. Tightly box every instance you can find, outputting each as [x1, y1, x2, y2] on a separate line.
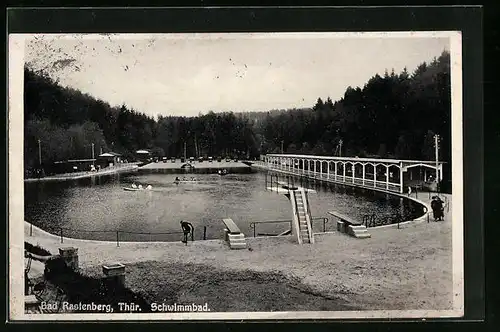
[24, 170, 424, 242]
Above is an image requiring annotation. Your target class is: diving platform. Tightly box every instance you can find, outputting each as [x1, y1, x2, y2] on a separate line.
[265, 181, 315, 245]
[328, 211, 371, 239]
[266, 182, 316, 194]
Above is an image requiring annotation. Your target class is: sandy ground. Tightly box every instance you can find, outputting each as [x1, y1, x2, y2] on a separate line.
[24, 194, 452, 311]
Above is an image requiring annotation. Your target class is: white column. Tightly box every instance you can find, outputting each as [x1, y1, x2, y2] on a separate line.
[352, 164, 355, 183]
[374, 165, 377, 187]
[327, 161, 330, 179]
[386, 165, 390, 190]
[334, 162, 337, 181]
[362, 164, 366, 185]
[320, 161, 323, 177]
[343, 163, 346, 182]
[399, 162, 404, 194]
[313, 160, 316, 174]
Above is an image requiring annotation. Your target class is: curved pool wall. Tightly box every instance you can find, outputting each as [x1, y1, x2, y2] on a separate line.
[24, 170, 426, 242]
[269, 173, 427, 225]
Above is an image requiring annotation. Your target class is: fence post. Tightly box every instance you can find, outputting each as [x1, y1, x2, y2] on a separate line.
[323, 218, 326, 232]
[191, 227, 194, 242]
[60, 228, 63, 243]
[30, 223, 33, 236]
[203, 226, 207, 240]
[116, 231, 120, 247]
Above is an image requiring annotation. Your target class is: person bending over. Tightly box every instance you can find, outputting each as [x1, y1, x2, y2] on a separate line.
[180, 220, 194, 244]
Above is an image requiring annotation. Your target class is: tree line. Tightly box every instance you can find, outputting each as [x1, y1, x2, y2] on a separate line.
[254, 50, 451, 162]
[24, 50, 451, 179]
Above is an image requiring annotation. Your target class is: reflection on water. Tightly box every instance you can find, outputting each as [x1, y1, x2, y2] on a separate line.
[24, 171, 424, 242]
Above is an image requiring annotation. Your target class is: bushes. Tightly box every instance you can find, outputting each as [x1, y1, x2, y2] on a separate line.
[44, 256, 151, 313]
[24, 242, 52, 256]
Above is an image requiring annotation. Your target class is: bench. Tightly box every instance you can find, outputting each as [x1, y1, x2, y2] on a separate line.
[222, 218, 246, 249]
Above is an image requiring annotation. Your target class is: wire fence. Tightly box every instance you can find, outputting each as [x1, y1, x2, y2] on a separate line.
[29, 216, 333, 246]
[249, 217, 329, 237]
[36, 226, 195, 246]
[362, 213, 407, 228]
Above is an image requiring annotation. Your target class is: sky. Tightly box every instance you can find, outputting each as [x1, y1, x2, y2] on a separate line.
[24, 33, 450, 118]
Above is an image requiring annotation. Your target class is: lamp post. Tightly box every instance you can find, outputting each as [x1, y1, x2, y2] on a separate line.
[91, 143, 95, 162]
[434, 134, 440, 192]
[37, 139, 42, 166]
[281, 140, 284, 154]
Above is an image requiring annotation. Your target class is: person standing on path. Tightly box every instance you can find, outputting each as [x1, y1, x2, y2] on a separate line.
[430, 196, 444, 221]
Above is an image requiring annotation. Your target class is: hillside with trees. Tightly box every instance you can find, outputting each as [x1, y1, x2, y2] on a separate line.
[23, 50, 451, 180]
[253, 50, 451, 163]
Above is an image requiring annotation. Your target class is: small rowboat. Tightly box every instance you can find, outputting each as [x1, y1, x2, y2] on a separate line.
[123, 185, 152, 191]
[123, 187, 142, 191]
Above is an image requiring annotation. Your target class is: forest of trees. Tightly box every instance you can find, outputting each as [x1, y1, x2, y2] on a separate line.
[24, 50, 451, 179]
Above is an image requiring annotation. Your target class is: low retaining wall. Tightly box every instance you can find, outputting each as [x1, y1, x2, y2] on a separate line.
[24, 164, 139, 182]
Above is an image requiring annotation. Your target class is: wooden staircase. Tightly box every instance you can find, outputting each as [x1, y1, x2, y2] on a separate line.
[290, 188, 314, 244]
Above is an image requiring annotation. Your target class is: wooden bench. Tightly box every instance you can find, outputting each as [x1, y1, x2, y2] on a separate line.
[222, 218, 246, 249]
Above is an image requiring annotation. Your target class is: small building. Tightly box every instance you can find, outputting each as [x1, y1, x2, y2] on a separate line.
[96, 152, 122, 169]
[135, 149, 151, 162]
[53, 159, 96, 174]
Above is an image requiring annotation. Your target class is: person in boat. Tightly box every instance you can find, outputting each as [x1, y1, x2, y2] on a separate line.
[131, 183, 137, 189]
[180, 220, 194, 245]
[146, 185, 152, 190]
[138, 184, 143, 189]
[175, 176, 180, 182]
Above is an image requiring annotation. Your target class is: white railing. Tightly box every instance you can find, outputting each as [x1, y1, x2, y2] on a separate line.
[262, 164, 402, 194]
